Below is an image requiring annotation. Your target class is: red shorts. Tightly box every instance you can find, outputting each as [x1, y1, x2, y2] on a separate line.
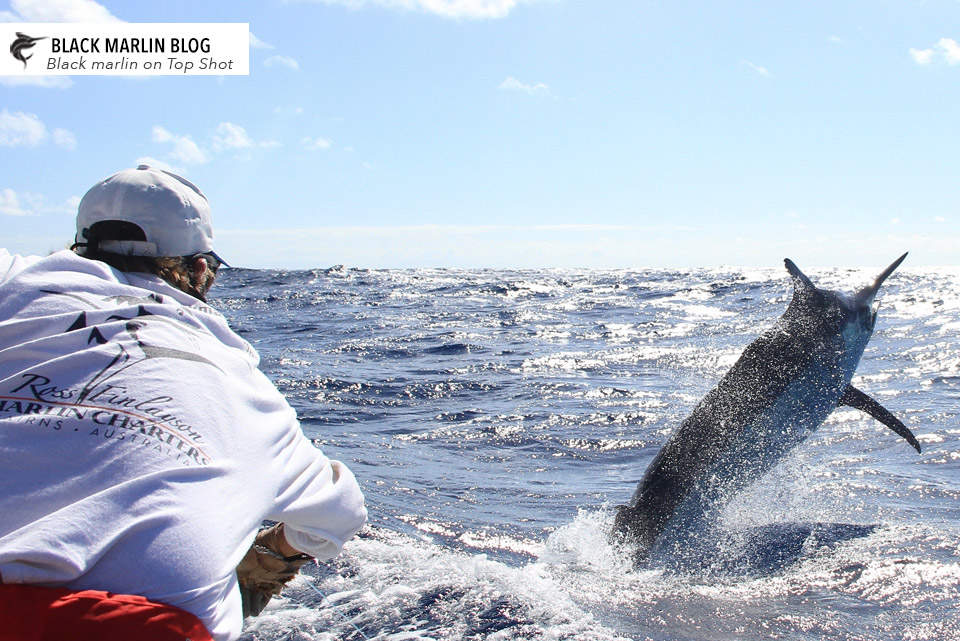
[0, 584, 213, 641]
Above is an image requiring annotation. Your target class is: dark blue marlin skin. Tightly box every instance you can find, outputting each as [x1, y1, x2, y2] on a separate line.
[613, 254, 920, 559]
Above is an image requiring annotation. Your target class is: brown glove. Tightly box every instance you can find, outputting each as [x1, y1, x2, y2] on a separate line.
[237, 523, 314, 618]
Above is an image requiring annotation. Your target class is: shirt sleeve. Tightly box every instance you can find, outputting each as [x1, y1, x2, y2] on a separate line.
[266, 430, 368, 559]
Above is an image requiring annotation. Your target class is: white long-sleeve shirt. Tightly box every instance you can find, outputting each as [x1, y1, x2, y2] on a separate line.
[0, 249, 367, 640]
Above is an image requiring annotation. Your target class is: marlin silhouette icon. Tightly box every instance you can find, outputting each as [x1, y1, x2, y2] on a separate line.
[10, 32, 47, 69]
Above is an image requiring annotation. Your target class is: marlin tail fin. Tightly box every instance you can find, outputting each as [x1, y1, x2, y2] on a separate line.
[784, 259, 816, 293]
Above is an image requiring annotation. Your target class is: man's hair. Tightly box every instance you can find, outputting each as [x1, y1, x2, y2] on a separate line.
[73, 220, 216, 302]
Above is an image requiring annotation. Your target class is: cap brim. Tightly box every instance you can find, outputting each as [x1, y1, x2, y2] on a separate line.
[210, 250, 230, 268]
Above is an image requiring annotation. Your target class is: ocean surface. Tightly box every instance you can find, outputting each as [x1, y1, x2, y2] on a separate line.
[211, 262, 960, 641]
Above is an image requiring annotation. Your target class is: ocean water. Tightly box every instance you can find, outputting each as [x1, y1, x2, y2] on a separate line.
[211, 263, 960, 641]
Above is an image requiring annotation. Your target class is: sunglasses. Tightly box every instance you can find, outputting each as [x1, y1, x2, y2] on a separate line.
[186, 253, 223, 274]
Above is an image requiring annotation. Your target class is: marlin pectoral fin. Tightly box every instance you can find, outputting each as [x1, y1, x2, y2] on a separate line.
[839, 385, 921, 453]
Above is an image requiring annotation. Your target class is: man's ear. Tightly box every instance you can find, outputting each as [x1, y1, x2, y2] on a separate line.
[190, 256, 209, 278]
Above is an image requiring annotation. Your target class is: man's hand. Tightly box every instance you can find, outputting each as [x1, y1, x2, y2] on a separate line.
[237, 523, 313, 617]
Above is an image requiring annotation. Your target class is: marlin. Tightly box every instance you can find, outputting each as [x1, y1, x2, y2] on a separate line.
[613, 254, 920, 560]
[10, 33, 46, 69]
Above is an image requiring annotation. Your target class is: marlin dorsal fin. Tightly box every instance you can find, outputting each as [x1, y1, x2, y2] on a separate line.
[839, 385, 921, 453]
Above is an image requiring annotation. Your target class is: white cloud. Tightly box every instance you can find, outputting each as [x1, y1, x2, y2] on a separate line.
[169, 137, 207, 164]
[742, 61, 770, 77]
[910, 38, 960, 65]
[933, 216, 947, 223]
[310, 0, 530, 19]
[212, 122, 279, 150]
[301, 136, 332, 150]
[940, 38, 960, 65]
[212, 122, 254, 150]
[7, 0, 122, 22]
[52, 127, 77, 150]
[0, 76, 74, 89]
[274, 106, 305, 116]
[499, 76, 549, 94]
[249, 32, 274, 50]
[151, 123, 279, 165]
[151, 125, 173, 143]
[890, 218, 900, 225]
[0, 189, 30, 216]
[264, 55, 300, 71]
[134, 156, 179, 172]
[0, 188, 76, 217]
[0, 109, 75, 149]
[910, 48, 934, 65]
[152, 126, 209, 164]
[0, 110, 47, 147]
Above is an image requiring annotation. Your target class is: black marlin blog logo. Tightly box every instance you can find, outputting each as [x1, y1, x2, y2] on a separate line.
[10, 32, 46, 69]
[3, 24, 248, 76]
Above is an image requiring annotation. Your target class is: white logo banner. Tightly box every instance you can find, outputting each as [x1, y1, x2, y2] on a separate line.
[1, 23, 249, 76]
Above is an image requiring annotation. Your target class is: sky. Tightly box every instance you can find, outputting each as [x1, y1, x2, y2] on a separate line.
[1, 0, 958, 269]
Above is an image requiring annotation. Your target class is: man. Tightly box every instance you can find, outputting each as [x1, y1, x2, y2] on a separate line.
[0, 165, 367, 640]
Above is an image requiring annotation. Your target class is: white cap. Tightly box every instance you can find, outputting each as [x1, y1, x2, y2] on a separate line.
[76, 165, 227, 265]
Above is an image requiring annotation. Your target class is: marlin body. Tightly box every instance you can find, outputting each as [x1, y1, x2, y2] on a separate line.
[613, 254, 920, 560]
